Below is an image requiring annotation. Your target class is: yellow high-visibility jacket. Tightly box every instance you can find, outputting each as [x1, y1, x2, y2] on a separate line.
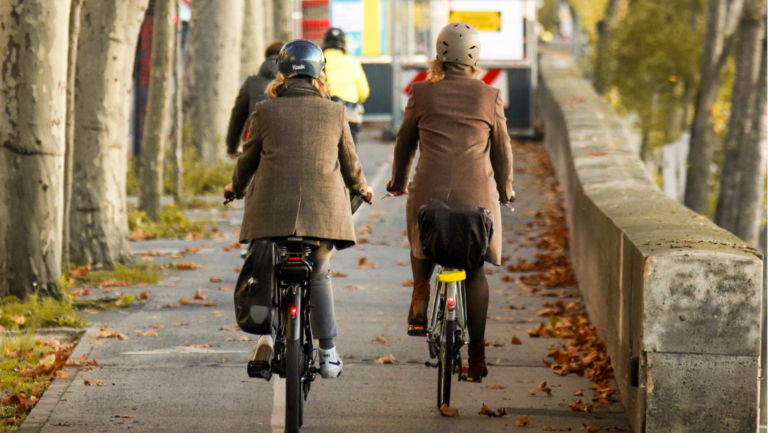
[324, 49, 370, 104]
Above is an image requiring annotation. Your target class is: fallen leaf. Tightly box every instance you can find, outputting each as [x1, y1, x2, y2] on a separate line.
[195, 300, 217, 306]
[331, 272, 348, 278]
[439, 403, 459, 417]
[210, 277, 222, 283]
[375, 354, 396, 364]
[71, 288, 92, 297]
[543, 427, 572, 431]
[588, 151, 607, 157]
[70, 264, 92, 276]
[234, 268, 241, 273]
[403, 280, 414, 287]
[138, 291, 152, 300]
[581, 425, 600, 432]
[485, 385, 506, 389]
[175, 263, 201, 270]
[92, 379, 102, 386]
[515, 415, 530, 426]
[344, 354, 354, 359]
[574, 391, 583, 396]
[84, 379, 91, 386]
[194, 288, 207, 300]
[169, 252, 185, 258]
[219, 286, 234, 291]
[129, 229, 155, 241]
[170, 322, 189, 326]
[227, 336, 252, 341]
[346, 285, 364, 290]
[114, 415, 135, 418]
[356, 256, 377, 269]
[137, 330, 158, 337]
[512, 336, 523, 345]
[149, 323, 165, 329]
[55, 370, 69, 378]
[184, 231, 201, 240]
[605, 428, 626, 432]
[220, 325, 240, 331]
[528, 381, 552, 397]
[186, 344, 210, 348]
[179, 298, 191, 305]
[372, 336, 387, 344]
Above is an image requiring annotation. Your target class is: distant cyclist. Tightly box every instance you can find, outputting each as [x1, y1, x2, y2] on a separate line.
[224, 40, 374, 379]
[322, 28, 370, 143]
[226, 41, 285, 158]
[386, 23, 514, 382]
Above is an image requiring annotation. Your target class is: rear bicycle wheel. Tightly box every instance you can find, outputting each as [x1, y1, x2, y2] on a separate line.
[437, 318, 455, 409]
[285, 338, 301, 432]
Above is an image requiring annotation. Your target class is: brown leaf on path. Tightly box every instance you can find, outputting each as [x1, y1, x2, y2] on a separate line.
[574, 391, 583, 396]
[185, 246, 200, 254]
[484, 268, 496, 274]
[331, 272, 348, 278]
[186, 344, 210, 348]
[588, 151, 607, 157]
[543, 427, 572, 431]
[72, 288, 92, 297]
[485, 385, 505, 389]
[210, 277, 222, 283]
[94, 329, 129, 340]
[92, 379, 102, 386]
[170, 322, 189, 326]
[355, 225, 373, 235]
[226, 336, 252, 341]
[220, 325, 240, 331]
[55, 370, 69, 378]
[356, 256, 378, 269]
[178, 298, 191, 305]
[184, 231, 201, 240]
[372, 336, 387, 344]
[160, 303, 180, 308]
[149, 323, 164, 329]
[137, 330, 158, 337]
[175, 263, 201, 270]
[478, 404, 494, 417]
[514, 415, 529, 426]
[374, 354, 396, 364]
[581, 425, 600, 432]
[194, 288, 207, 300]
[439, 403, 459, 417]
[142, 250, 162, 257]
[346, 285, 364, 290]
[234, 268, 241, 273]
[542, 359, 552, 368]
[403, 279, 414, 287]
[358, 237, 369, 244]
[512, 336, 523, 345]
[527, 329, 540, 338]
[568, 400, 593, 412]
[138, 291, 152, 300]
[605, 428, 626, 432]
[84, 379, 91, 386]
[528, 381, 552, 397]
[71, 263, 92, 276]
[219, 286, 234, 291]
[344, 354, 354, 359]
[169, 251, 185, 258]
[129, 229, 155, 241]
[114, 415, 135, 418]
[195, 300, 217, 306]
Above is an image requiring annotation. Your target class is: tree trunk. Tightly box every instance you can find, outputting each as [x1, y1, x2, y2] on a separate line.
[684, 0, 745, 213]
[0, 0, 71, 297]
[172, 0, 184, 204]
[734, 41, 767, 245]
[273, 0, 293, 43]
[188, 0, 245, 163]
[139, 0, 175, 220]
[242, 0, 266, 80]
[264, 0, 275, 44]
[63, 0, 85, 273]
[593, 0, 620, 94]
[715, 0, 766, 236]
[70, 0, 149, 268]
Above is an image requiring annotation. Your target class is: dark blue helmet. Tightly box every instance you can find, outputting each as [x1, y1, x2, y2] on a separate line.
[277, 40, 325, 79]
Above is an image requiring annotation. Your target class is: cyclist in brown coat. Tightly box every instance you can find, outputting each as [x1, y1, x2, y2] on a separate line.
[387, 23, 514, 382]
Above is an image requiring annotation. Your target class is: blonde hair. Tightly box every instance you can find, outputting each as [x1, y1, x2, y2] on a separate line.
[427, 58, 480, 83]
[266, 72, 328, 98]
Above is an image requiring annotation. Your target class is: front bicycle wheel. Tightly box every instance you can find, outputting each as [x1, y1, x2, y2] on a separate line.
[437, 318, 455, 409]
[285, 338, 301, 432]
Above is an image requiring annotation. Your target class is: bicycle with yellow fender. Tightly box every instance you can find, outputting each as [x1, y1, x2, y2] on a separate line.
[425, 267, 470, 409]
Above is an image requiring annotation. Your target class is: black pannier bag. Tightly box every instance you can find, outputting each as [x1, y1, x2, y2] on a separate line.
[417, 199, 494, 270]
[234, 240, 278, 335]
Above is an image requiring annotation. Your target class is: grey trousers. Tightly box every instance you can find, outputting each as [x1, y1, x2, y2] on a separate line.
[306, 240, 338, 340]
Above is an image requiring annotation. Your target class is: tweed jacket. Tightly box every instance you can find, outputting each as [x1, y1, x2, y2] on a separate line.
[390, 63, 514, 266]
[232, 78, 369, 250]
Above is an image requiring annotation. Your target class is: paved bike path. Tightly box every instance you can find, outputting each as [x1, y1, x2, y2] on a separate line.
[22, 130, 632, 432]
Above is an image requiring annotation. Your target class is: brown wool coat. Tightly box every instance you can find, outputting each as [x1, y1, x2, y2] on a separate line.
[390, 63, 514, 266]
[232, 78, 369, 250]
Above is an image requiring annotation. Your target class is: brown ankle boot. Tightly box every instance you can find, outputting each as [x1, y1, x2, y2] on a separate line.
[467, 345, 488, 382]
[407, 279, 430, 336]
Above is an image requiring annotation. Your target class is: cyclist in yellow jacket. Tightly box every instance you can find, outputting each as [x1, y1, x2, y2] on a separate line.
[322, 28, 370, 144]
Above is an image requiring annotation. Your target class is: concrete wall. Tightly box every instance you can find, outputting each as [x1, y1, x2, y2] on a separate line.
[537, 48, 764, 433]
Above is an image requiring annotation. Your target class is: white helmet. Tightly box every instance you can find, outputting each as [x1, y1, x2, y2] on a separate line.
[436, 22, 481, 66]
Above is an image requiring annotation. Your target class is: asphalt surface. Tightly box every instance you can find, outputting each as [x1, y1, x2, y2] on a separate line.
[23, 130, 632, 433]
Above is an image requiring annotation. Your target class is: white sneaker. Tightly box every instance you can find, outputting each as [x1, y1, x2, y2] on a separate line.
[318, 347, 343, 378]
[252, 335, 274, 363]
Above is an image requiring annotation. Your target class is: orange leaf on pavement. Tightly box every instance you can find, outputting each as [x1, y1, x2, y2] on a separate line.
[515, 415, 530, 426]
[137, 330, 157, 337]
[70, 264, 92, 276]
[439, 403, 459, 418]
[186, 344, 210, 348]
[512, 336, 523, 345]
[219, 286, 234, 291]
[374, 354, 396, 364]
[210, 277, 222, 283]
[138, 292, 152, 300]
[403, 280, 414, 287]
[194, 288, 207, 300]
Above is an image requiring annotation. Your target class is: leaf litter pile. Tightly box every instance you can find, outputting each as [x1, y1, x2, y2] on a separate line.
[0, 336, 78, 428]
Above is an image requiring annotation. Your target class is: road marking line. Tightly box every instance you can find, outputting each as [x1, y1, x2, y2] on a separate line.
[271, 376, 285, 432]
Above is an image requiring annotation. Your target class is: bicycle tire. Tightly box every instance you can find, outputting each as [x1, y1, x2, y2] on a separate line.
[437, 318, 455, 409]
[285, 338, 301, 432]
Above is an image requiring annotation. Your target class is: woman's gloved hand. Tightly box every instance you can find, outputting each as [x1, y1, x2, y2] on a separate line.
[366, 186, 375, 203]
[385, 179, 408, 196]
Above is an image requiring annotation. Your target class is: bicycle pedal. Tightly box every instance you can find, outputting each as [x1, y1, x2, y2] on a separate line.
[247, 360, 272, 381]
[407, 325, 428, 337]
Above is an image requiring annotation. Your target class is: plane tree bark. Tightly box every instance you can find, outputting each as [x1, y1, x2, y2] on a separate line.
[0, 0, 71, 297]
[715, 0, 767, 245]
[242, 0, 267, 80]
[684, 0, 744, 213]
[139, 0, 175, 220]
[70, 0, 149, 267]
[188, 0, 244, 163]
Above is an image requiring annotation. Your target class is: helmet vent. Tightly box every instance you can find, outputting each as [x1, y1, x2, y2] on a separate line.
[443, 51, 448, 55]
[442, 41, 449, 46]
[453, 24, 459, 27]
[465, 25, 470, 29]
[470, 46, 476, 49]
[468, 54, 472, 59]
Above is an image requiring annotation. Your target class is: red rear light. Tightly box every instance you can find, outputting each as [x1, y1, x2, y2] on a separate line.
[288, 256, 301, 261]
[290, 306, 297, 318]
[447, 296, 456, 311]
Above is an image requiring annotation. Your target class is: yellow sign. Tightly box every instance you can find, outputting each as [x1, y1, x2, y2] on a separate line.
[449, 11, 502, 32]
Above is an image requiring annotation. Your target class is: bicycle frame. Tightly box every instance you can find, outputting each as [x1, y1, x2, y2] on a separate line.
[428, 268, 468, 342]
